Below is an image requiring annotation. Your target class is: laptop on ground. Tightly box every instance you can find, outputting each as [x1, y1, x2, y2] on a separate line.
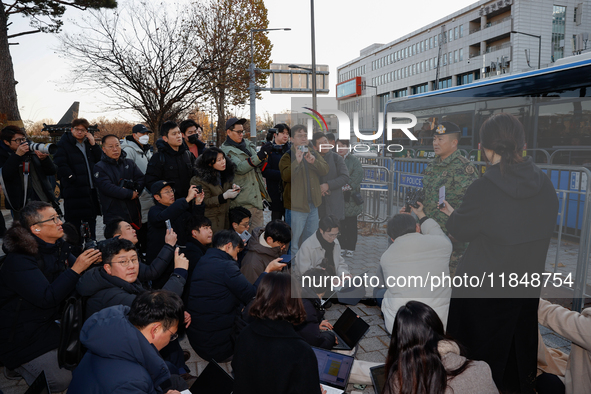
[25, 371, 50, 394]
[370, 364, 386, 394]
[332, 307, 370, 350]
[183, 359, 234, 394]
[312, 347, 355, 394]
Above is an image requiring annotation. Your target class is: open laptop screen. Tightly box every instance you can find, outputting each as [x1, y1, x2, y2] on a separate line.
[333, 307, 370, 348]
[188, 360, 234, 394]
[312, 347, 354, 390]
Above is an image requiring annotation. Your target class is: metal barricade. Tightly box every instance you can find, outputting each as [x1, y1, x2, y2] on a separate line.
[359, 164, 392, 224]
[550, 148, 591, 165]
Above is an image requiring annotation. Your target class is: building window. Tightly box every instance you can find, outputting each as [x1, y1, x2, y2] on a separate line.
[454, 27, 458, 40]
[449, 52, 452, 64]
[457, 72, 474, 86]
[552, 5, 566, 60]
[449, 29, 453, 42]
[454, 50, 458, 63]
[459, 48, 463, 61]
[429, 37, 433, 49]
[412, 83, 429, 95]
[459, 25, 464, 38]
[435, 34, 438, 47]
[430, 58, 433, 69]
[443, 54, 447, 65]
[438, 77, 452, 89]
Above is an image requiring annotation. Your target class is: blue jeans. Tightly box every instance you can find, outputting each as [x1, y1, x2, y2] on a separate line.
[288, 203, 319, 258]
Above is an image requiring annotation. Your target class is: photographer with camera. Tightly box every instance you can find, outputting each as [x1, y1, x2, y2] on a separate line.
[262, 124, 291, 221]
[93, 134, 145, 230]
[0, 126, 59, 221]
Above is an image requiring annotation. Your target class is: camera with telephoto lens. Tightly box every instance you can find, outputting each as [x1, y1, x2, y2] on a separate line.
[119, 179, 141, 192]
[404, 188, 425, 213]
[27, 141, 58, 155]
[265, 128, 278, 143]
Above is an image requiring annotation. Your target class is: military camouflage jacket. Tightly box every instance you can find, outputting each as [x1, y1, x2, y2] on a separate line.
[422, 150, 478, 234]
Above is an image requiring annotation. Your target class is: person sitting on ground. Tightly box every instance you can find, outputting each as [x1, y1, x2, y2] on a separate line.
[147, 181, 204, 288]
[187, 230, 285, 362]
[76, 237, 191, 378]
[294, 214, 350, 279]
[68, 290, 186, 394]
[294, 268, 337, 350]
[0, 201, 101, 392]
[240, 219, 291, 284]
[183, 215, 213, 303]
[104, 216, 177, 273]
[229, 206, 253, 267]
[232, 272, 324, 394]
[537, 298, 591, 394]
[383, 301, 498, 394]
[380, 201, 452, 333]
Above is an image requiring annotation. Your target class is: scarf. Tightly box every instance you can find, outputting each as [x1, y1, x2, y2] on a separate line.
[225, 137, 251, 157]
[316, 229, 336, 276]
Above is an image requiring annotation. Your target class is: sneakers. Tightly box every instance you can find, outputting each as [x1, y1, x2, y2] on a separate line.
[346, 250, 354, 257]
[340, 249, 346, 256]
[3, 367, 22, 380]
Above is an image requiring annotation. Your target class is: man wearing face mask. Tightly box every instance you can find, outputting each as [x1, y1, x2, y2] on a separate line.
[179, 119, 206, 159]
[121, 124, 154, 253]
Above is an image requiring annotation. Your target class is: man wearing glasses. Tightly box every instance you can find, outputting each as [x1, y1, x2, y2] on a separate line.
[221, 117, 273, 229]
[54, 118, 103, 240]
[0, 125, 58, 222]
[0, 202, 101, 391]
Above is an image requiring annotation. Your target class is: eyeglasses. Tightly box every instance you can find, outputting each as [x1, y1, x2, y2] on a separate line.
[238, 221, 251, 228]
[11, 138, 26, 144]
[111, 257, 139, 268]
[231, 129, 245, 135]
[72, 127, 87, 132]
[159, 188, 175, 196]
[34, 215, 63, 225]
[325, 232, 341, 239]
[166, 328, 178, 342]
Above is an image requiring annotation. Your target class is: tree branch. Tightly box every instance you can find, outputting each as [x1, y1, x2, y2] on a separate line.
[7, 29, 42, 39]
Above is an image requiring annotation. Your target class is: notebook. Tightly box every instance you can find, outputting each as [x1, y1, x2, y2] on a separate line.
[332, 307, 370, 350]
[182, 359, 234, 394]
[313, 347, 355, 394]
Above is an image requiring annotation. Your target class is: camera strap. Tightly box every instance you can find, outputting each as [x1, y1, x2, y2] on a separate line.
[22, 161, 30, 208]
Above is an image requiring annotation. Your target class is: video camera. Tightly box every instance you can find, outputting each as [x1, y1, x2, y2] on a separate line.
[266, 128, 278, 143]
[28, 141, 57, 155]
[404, 188, 425, 213]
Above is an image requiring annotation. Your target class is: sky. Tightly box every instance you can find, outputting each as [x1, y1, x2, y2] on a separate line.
[9, 0, 477, 124]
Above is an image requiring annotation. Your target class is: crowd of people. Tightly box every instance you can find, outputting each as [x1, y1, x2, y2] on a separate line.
[0, 113, 586, 394]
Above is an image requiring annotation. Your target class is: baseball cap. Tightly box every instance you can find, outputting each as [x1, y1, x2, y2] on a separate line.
[225, 117, 247, 131]
[151, 180, 175, 196]
[132, 124, 152, 134]
[432, 121, 461, 136]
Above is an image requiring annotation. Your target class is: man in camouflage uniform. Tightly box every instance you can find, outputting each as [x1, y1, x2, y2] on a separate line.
[422, 121, 478, 275]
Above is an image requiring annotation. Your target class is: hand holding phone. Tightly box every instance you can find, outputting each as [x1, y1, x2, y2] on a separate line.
[165, 219, 172, 230]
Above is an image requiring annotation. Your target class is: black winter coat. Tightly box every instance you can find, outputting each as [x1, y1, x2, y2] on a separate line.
[182, 237, 208, 304]
[445, 157, 558, 394]
[146, 199, 193, 288]
[294, 290, 336, 350]
[0, 225, 77, 368]
[77, 244, 185, 319]
[262, 142, 290, 212]
[0, 143, 57, 211]
[232, 319, 322, 394]
[54, 131, 102, 219]
[145, 139, 198, 200]
[94, 151, 145, 226]
[187, 248, 261, 362]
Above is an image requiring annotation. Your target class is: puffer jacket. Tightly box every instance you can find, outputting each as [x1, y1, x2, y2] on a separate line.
[93, 150, 145, 226]
[0, 224, 77, 368]
[240, 227, 284, 284]
[190, 155, 236, 234]
[220, 139, 269, 210]
[68, 305, 171, 393]
[120, 136, 153, 174]
[145, 139, 198, 200]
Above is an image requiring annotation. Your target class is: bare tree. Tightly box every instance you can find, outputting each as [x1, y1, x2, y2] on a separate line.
[58, 0, 210, 133]
[0, 0, 116, 126]
[190, 0, 272, 146]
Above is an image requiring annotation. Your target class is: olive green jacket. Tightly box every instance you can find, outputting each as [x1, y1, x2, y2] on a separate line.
[344, 153, 364, 218]
[279, 146, 329, 213]
[221, 140, 270, 210]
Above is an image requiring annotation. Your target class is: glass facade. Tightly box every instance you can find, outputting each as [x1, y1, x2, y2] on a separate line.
[552, 5, 566, 61]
